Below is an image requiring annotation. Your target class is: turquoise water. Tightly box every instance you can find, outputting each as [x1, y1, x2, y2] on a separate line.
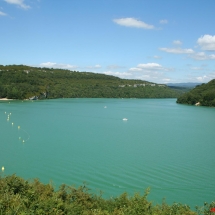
[0, 98, 214, 207]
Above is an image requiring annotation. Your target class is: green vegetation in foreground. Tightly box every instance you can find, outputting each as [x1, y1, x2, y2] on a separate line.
[177, 79, 215, 107]
[0, 65, 181, 100]
[0, 175, 214, 215]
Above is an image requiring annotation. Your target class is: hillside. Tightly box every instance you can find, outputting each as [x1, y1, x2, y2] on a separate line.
[176, 79, 215, 107]
[167, 82, 201, 88]
[0, 65, 180, 100]
[167, 83, 201, 94]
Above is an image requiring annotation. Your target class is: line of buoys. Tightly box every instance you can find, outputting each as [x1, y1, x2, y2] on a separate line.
[3, 111, 30, 143]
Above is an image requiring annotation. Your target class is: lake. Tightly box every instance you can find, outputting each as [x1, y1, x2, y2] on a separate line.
[0, 98, 214, 208]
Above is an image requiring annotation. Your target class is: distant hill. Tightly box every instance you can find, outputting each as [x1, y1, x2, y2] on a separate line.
[167, 83, 202, 88]
[176, 79, 215, 107]
[0, 65, 181, 100]
[167, 83, 201, 94]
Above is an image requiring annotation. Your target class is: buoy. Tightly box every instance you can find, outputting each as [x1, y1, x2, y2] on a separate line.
[18, 126, 20, 129]
[22, 140, 25, 143]
[2, 166, 4, 172]
[12, 122, 14, 125]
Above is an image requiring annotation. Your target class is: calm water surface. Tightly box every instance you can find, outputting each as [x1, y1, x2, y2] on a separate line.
[0, 98, 214, 207]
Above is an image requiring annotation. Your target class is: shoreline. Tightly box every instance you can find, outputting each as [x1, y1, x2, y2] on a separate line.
[0, 98, 13, 101]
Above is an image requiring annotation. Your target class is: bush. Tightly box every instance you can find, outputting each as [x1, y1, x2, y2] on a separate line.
[0, 174, 213, 214]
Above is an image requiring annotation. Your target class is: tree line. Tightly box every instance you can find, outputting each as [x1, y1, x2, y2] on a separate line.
[0, 65, 181, 100]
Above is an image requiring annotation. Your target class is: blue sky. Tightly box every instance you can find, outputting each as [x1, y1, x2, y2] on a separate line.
[1, 0, 215, 83]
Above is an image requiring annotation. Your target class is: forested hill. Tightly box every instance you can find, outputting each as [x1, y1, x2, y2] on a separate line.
[0, 65, 180, 100]
[176, 79, 215, 107]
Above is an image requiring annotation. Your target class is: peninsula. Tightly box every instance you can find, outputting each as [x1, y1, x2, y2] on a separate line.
[176, 79, 215, 107]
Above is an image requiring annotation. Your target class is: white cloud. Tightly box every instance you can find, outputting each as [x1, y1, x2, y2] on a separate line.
[209, 54, 215, 59]
[134, 71, 171, 83]
[189, 52, 207, 60]
[185, 68, 215, 83]
[4, 0, 30, 9]
[196, 75, 208, 82]
[129, 67, 143, 72]
[94, 62, 178, 83]
[135, 63, 164, 70]
[113, 17, 154, 29]
[160, 39, 215, 60]
[173, 40, 182, 45]
[40, 62, 78, 70]
[189, 52, 215, 60]
[0, 11, 7, 16]
[127, 63, 173, 83]
[95, 64, 101, 68]
[160, 19, 168, 24]
[197, 35, 215, 51]
[40, 62, 56, 67]
[160, 47, 194, 54]
[103, 63, 167, 82]
[191, 67, 202, 71]
[103, 70, 170, 83]
[86, 64, 102, 69]
[103, 71, 132, 79]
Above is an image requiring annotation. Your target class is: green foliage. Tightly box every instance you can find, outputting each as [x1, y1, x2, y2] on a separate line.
[168, 86, 194, 93]
[0, 174, 213, 214]
[0, 65, 181, 100]
[177, 79, 215, 107]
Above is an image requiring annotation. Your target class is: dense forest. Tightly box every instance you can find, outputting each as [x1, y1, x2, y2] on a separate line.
[176, 79, 215, 107]
[0, 65, 181, 100]
[0, 174, 214, 215]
